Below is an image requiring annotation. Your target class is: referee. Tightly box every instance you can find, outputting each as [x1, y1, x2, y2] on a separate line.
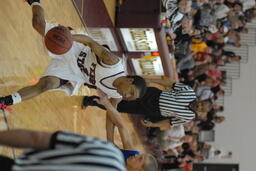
[83, 81, 211, 130]
[0, 129, 125, 171]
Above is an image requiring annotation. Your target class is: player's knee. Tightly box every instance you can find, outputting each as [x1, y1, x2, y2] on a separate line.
[37, 77, 60, 91]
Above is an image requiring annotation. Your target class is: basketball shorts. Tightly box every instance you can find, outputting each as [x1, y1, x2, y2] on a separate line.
[41, 22, 86, 96]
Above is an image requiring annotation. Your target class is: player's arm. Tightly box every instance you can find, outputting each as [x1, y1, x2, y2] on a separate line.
[106, 115, 115, 143]
[72, 34, 120, 65]
[145, 77, 175, 87]
[106, 98, 120, 143]
[0, 129, 51, 149]
[95, 90, 134, 150]
[141, 119, 172, 131]
[31, 2, 46, 36]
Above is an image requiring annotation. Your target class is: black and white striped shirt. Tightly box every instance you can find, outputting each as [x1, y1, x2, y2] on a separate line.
[159, 83, 197, 126]
[12, 131, 126, 171]
[164, 0, 184, 32]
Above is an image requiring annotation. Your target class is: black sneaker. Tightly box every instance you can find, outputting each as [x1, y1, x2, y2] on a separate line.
[0, 96, 13, 107]
[24, 0, 40, 5]
[81, 96, 91, 109]
[81, 96, 106, 110]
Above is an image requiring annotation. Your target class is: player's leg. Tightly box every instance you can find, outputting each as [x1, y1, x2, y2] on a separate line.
[0, 76, 62, 106]
[25, 0, 46, 36]
[17, 76, 63, 100]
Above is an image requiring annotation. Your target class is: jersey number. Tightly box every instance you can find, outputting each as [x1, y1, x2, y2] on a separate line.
[77, 51, 97, 85]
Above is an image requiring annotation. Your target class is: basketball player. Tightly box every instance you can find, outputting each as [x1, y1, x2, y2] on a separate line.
[95, 89, 158, 171]
[0, 0, 147, 109]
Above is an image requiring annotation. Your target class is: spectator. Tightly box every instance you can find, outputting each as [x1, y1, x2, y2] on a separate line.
[197, 116, 225, 130]
[165, 0, 192, 32]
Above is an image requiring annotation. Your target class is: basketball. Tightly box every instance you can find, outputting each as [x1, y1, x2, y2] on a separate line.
[44, 26, 73, 55]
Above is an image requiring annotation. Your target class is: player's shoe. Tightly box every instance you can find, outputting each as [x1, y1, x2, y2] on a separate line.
[0, 96, 13, 107]
[81, 96, 106, 110]
[24, 0, 40, 5]
[0, 97, 13, 112]
[81, 96, 92, 109]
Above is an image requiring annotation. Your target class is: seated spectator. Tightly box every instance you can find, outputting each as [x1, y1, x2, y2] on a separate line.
[207, 146, 233, 159]
[176, 51, 197, 71]
[160, 155, 190, 170]
[199, 4, 217, 27]
[207, 103, 224, 121]
[213, 1, 230, 19]
[222, 50, 242, 63]
[174, 16, 194, 46]
[197, 116, 225, 130]
[164, 0, 192, 32]
[224, 0, 237, 8]
[224, 29, 241, 47]
[160, 125, 186, 142]
[190, 38, 208, 53]
[160, 133, 194, 151]
[211, 85, 225, 99]
[244, 6, 256, 22]
[196, 85, 214, 100]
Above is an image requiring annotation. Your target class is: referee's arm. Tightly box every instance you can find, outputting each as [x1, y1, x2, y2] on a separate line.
[0, 129, 51, 149]
[145, 77, 176, 88]
[141, 119, 172, 131]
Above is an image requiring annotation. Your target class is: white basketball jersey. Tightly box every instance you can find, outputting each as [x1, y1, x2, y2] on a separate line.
[77, 46, 125, 99]
[44, 23, 125, 98]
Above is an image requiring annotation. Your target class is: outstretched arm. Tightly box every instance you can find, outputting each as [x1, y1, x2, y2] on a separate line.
[106, 115, 115, 143]
[72, 34, 120, 65]
[95, 89, 134, 150]
[0, 129, 51, 149]
[145, 77, 175, 87]
[31, 2, 46, 36]
[106, 98, 120, 143]
[141, 119, 172, 131]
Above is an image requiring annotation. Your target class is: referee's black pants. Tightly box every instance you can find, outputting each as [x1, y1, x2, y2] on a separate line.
[0, 155, 14, 171]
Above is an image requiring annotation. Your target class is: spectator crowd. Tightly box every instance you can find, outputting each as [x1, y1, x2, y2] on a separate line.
[141, 0, 256, 170]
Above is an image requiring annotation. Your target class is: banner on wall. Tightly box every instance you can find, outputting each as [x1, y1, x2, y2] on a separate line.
[120, 28, 158, 52]
[87, 28, 118, 51]
[131, 56, 164, 75]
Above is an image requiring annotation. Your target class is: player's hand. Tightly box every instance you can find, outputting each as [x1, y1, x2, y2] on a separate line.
[140, 120, 153, 127]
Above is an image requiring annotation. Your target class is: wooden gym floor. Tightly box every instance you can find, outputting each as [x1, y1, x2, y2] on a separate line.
[0, 0, 143, 157]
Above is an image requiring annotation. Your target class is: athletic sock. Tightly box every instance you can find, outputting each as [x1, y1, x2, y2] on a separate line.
[11, 93, 22, 105]
[26, 0, 40, 6]
[31, 2, 41, 6]
[0, 93, 22, 106]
